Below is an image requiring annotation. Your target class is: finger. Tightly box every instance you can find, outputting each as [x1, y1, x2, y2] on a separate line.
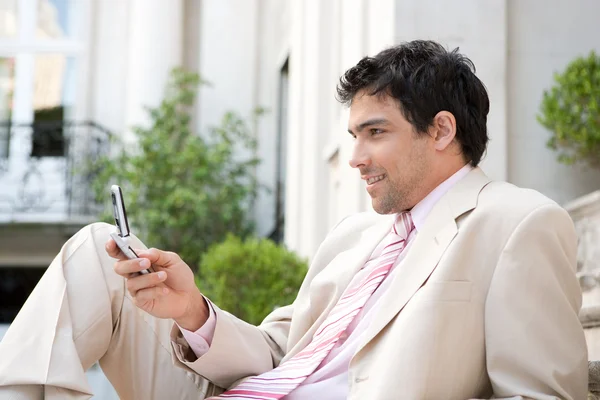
[126, 271, 167, 295]
[133, 286, 170, 306]
[105, 238, 125, 259]
[135, 248, 180, 268]
[114, 257, 153, 277]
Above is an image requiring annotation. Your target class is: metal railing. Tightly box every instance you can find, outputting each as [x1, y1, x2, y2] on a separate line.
[0, 120, 112, 221]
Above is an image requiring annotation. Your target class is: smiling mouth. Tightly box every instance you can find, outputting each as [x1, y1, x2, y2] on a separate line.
[366, 174, 385, 185]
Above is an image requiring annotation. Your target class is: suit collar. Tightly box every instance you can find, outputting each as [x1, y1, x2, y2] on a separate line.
[411, 164, 473, 232]
[443, 166, 491, 220]
[412, 166, 492, 232]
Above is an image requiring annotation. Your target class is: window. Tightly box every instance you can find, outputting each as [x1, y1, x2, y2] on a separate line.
[271, 59, 289, 243]
[0, 57, 14, 159]
[37, 0, 79, 39]
[0, 0, 18, 39]
[31, 54, 76, 157]
[0, 0, 86, 158]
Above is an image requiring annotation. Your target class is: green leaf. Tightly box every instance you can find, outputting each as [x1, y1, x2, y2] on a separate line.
[538, 50, 600, 168]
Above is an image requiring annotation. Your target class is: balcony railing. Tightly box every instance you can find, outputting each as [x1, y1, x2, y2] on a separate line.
[0, 121, 112, 223]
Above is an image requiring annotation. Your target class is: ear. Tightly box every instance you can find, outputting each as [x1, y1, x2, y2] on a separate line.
[430, 111, 456, 151]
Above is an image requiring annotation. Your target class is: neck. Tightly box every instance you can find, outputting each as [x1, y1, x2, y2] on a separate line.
[413, 161, 469, 207]
[434, 162, 468, 187]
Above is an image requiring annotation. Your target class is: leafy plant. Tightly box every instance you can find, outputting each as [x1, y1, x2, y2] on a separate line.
[196, 234, 308, 325]
[91, 67, 263, 273]
[538, 50, 600, 167]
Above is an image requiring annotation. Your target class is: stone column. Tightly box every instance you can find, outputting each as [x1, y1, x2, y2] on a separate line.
[285, 0, 332, 258]
[124, 0, 183, 142]
[196, 0, 258, 134]
[283, 0, 303, 253]
[565, 191, 600, 360]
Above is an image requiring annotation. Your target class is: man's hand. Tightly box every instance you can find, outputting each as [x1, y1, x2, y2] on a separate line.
[106, 238, 209, 331]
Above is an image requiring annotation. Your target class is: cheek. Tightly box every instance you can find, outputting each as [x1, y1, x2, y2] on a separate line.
[388, 145, 427, 180]
[373, 136, 424, 175]
[385, 148, 412, 171]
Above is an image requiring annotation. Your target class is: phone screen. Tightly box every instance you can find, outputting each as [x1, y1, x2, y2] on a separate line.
[111, 185, 131, 237]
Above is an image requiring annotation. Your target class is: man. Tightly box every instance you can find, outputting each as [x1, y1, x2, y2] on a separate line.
[0, 40, 588, 399]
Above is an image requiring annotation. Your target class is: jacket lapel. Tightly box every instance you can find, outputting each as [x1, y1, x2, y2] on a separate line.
[322, 217, 395, 297]
[285, 216, 395, 361]
[354, 167, 491, 357]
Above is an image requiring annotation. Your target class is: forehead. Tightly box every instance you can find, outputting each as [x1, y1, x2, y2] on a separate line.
[348, 92, 406, 129]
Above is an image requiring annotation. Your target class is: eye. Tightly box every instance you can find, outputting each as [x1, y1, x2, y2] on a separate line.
[370, 128, 383, 135]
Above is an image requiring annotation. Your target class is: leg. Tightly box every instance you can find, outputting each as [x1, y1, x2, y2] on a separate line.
[0, 223, 220, 399]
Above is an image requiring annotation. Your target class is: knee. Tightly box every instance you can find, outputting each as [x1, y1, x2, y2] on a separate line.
[72, 222, 113, 237]
[83, 222, 116, 247]
[66, 222, 148, 262]
[87, 222, 115, 236]
[60, 222, 115, 261]
[84, 222, 148, 255]
[87, 222, 119, 254]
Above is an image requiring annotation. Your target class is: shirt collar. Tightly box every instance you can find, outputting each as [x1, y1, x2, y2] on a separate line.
[409, 164, 473, 232]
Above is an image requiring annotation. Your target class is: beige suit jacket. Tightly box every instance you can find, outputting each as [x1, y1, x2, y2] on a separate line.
[171, 168, 588, 399]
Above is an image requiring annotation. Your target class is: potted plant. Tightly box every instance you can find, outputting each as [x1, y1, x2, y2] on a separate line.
[538, 50, 600, 167]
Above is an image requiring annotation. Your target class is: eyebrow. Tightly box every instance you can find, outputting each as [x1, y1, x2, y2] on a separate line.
[348, 118, 390, 134]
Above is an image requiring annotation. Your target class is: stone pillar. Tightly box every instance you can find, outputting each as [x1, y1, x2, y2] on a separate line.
[565, 191, 600, 360]
[124, 0, 183, 141]
[284, 0, 331, 258]
[282, 0, 303, 253]
[196, 0, 258, 134]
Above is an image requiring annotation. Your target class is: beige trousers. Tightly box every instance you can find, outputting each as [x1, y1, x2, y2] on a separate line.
[0, 223, 216, 399]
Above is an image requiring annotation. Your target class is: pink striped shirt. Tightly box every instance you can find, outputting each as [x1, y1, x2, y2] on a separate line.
[180, 164, 472, 398]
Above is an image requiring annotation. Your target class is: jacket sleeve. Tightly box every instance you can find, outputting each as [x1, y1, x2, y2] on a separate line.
[170, 301, 294, 389]
[478, 204, 588, 399]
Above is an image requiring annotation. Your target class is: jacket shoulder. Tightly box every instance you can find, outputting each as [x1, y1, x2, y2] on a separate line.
[477, 180, 567, 219]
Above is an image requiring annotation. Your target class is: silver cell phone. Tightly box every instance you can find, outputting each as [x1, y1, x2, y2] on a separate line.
[110, 184, 153, 275]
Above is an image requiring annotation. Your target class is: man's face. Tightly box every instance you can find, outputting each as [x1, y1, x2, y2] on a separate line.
[348, 92, 433, 214]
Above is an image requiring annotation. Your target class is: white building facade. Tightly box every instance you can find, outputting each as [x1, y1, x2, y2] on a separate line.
[1, 0, 600, 396]
[4, 0, 598, 259]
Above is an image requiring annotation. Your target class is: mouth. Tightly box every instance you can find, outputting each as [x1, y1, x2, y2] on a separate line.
[366, 174, 385, 185]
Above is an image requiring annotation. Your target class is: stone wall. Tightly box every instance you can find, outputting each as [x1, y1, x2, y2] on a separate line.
[565, 191, 600, 360]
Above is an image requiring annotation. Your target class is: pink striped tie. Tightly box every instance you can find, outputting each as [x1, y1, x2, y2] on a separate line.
[209, 212, 415, 400]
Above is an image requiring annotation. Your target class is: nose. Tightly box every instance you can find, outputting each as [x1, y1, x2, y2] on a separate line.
[349, 141, 371, 169]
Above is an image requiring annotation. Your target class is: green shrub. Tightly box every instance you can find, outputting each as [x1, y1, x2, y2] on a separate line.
[538, 50, 600, 167]
[196, 234, 308, 325]
[90, 68, 264, 273]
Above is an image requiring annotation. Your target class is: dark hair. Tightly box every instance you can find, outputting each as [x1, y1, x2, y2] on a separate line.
[336, 40, 489, 166]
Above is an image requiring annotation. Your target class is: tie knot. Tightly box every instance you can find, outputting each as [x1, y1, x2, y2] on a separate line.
[392, 212, 414, 240]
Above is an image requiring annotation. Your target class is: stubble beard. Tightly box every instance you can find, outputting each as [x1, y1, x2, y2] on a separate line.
[372, 177, 411, 214]
[372, 159, 427, 215]
[370, 138, 430, 214]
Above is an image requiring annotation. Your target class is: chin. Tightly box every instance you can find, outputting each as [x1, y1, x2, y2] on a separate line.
[371, 201, 396, 215]
[372, 195, 408, 214]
